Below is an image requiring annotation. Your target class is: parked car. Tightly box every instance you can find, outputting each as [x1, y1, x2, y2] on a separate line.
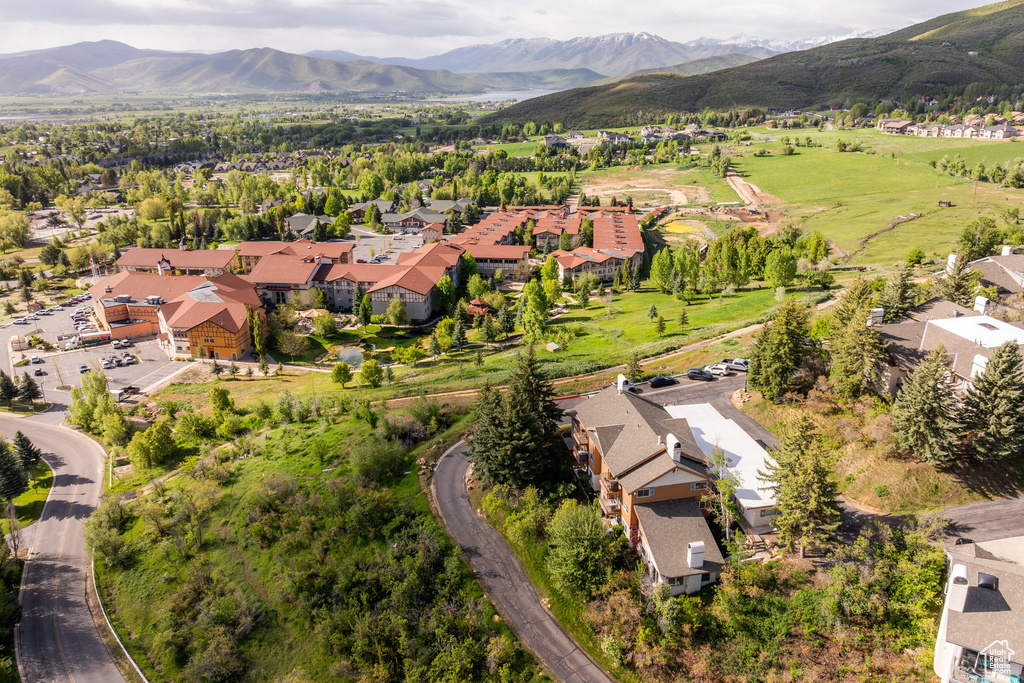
[37, 310, 50, 316]
[113, 358, 124, 366]
[30, 355, 42, 364]
[78, 365, 89, 373]
[704, 363, 732, 377]
[111, 340, 122, 348]
[33, 368, 44, 376]
[356, 258, 367, 263]
[721, 358, 749, 372]
[648, 375, 678, 388]
[13, 319, 27, 325]
[686, 368, 715, 382]
[100, 360, 112, 369]
[123, 356, 134, 365]
[120, 385, 141, 396]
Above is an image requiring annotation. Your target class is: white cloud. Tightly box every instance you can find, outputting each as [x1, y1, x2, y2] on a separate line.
[0, 0, 998, 57]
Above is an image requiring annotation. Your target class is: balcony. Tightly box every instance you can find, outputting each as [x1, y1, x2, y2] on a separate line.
[949, 652, 1021, 683]
[598, 496, 621, 516]
[574, 449, 589, 464]
[601, 477, 620, 495]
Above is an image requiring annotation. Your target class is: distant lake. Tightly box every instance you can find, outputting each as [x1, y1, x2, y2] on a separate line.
[426, 90, 558, 103]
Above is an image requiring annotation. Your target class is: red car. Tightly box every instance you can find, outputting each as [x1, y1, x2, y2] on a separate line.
[356, 258, 366, 263]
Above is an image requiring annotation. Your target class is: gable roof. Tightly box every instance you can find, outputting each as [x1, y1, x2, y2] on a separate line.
[245, 253, 323, 285]
[634, 498, 725, 579]
[572, 386, 707, 478]
[116, 248, 236, 271]
[969, 254, 1024, 294]
[944, 539, 1024, 657]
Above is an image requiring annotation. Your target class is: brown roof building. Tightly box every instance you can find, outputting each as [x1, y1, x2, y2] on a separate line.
[116, 247, 238, 276]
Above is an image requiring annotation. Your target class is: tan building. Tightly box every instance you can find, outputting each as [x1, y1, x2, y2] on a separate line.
[236, 239, 353, 273]
[89, 271, 264, 360]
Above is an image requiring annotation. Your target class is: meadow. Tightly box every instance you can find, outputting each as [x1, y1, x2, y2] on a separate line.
[730, 126, 1024, 264]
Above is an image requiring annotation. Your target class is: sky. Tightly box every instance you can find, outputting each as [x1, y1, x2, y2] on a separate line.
[0, 0, 997, 57]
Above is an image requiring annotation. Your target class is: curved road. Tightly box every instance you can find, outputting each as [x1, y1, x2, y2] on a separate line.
[434, 442, 616, 683]
[0, 413, 124, 683]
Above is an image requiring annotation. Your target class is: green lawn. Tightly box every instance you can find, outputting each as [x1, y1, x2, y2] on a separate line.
[730, 130, 1024, 264]
[2, 461, 53, 535]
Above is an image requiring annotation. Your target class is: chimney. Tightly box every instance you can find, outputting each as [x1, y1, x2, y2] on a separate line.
[947, 253, 958, 273]
[974, 296, 990, 315]
[687, 541, 705, 569]
[616, 373, 628, 394]
[157, 258, 165, 276]
[1002, 245, 1014, 256]
[948, 564, 969, 612]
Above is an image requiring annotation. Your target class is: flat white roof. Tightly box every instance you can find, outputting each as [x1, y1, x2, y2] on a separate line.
[664, 403, 776, 509]
[930, 315, 1024, 349]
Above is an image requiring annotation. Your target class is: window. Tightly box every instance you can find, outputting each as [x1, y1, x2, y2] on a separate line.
[204, 336, 214, 344]
[690, 481, 708, 491]
[759, 508, 780, 517]
[635, 488, 654, 498]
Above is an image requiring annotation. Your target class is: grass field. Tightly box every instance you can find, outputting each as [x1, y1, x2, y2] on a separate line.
[578, 163, 741, 207]
[1, 461, 53, 535]
[729, 128, 1024, 264]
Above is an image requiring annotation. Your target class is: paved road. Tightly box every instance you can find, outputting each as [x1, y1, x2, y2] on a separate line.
[1, 414, 124, 683]
[434, 443, 617, 683]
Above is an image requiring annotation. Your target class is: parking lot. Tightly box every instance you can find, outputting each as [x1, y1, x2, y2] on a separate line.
[6, 292, 180, 396]
[22, 339, 181, 397]
[350, 227, 424, 263]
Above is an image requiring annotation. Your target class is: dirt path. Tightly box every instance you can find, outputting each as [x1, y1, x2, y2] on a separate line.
[725, 169, 785, 207]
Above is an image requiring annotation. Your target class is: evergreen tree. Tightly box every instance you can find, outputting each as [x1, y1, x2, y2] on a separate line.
[646, 303, 658, 320]
[891, 345, 960, 464]
[625, 352, 644, 383]
[828, 305, 885, 398]
[356, 294, 372, 330]
[748, 298, 810, 401]
[0, 441, 27, 502]
[830, 278, 875, 332]
[678, 309, 688, 330]
[469, 350, 564, 488]
[962, 341, 1024, 462]
[876, 264, 916, 323]
[12, 431, 41, 470]
[451, 318, 467, 350]
[0, 372, 17, 407]
[352, 281, 365, 311]
[18, 373, 41, 402]
[655, 316, 666, 336]
[936, 254, 977, 307]
[497, 305, 514, 338]
[428, 331, 442, 357]
[758, 416, 841, 557]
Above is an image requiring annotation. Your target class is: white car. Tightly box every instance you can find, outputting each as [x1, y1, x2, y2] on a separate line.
[13, 319, 27, 325]
[704, 363, 732, 377]
[100, 360, 112, 369]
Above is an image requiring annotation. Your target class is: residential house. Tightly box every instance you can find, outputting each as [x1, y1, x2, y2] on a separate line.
[116, 247, 238, 277]
[543, 134, 570, 149]
[88, 271, 264, 359]
[428, 198, 474, 214]
[284, 213, 332, 238]
[381, 207, 448, 230]
[932, 537, 1023, 683]
[969, 249, 1024, 296]
[566, 131, 585, 139]
[569, 384, 726, 594]
[878, 298, 1024, 392]
[549, 247, 630, 282]
[350, 199, 395, 222]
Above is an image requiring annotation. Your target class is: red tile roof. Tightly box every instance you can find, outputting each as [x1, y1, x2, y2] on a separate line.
[244, 254, 323, 285]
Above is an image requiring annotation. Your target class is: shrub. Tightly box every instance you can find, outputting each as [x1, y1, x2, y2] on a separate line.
[349, 436, 405, 485]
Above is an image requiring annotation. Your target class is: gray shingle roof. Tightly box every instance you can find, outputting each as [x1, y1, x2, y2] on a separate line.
[945, 543, 1024, 659]
[634, 498, 725, 579]
[573, 388, 707, 478]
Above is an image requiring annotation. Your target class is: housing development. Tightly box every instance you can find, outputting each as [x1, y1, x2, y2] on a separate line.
[5, 3, 1024, 683]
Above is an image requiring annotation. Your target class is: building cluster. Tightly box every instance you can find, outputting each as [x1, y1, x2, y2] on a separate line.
[879, 250, 1024, 392]
[877, 118, 1021, 139]
[100, 203, 647, 361]
[569, 380, 776, 595]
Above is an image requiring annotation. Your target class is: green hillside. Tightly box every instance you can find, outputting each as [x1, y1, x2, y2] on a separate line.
[585, 53, 761, 87]
[483, 0, 1024, 126]
[0, 42, 598, 95]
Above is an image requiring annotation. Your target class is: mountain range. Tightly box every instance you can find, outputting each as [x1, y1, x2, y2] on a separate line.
[484, 0, 1024, 126]
[0, 29, 893, 97]
[0, 41, 605, 95]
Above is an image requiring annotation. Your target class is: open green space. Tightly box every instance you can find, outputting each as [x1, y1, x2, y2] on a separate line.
[730, 130, 1024, 264]
[1, 461, 53, 535]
